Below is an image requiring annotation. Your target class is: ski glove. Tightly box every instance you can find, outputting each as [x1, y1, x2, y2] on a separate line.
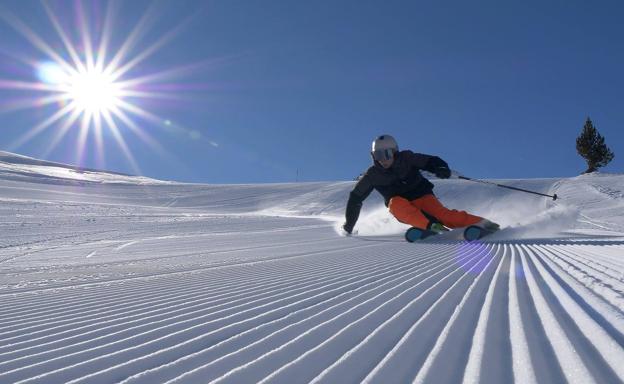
[434, 166, 451, 179]
[342, 222, 354, 235]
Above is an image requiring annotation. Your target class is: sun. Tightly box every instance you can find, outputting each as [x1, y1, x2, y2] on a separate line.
[0, 2, 205, 173]
[37, 61, 122, 115]
[67, 69, 120, 114]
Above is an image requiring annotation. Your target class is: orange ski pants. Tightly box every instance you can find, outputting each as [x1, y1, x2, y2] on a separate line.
[388, 195, 482, 230]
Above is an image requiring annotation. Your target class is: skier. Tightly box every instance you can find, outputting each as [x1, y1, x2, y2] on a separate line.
[342, 134, 498, 238]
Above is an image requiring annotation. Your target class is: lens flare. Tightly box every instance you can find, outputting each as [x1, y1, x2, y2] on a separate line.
[36, 61, 68, 85]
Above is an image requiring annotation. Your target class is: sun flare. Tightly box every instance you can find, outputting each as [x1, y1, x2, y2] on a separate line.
[0, 2, 204, 173]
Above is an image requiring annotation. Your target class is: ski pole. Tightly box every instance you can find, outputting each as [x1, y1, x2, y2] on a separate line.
[456, 175, 558, 201]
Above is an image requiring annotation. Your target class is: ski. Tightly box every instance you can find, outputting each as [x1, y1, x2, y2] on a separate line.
[406, 223, 500, 243]
[405, 226, 463, 242]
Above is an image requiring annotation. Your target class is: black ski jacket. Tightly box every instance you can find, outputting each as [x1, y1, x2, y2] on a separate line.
[344, 150, 449, 231]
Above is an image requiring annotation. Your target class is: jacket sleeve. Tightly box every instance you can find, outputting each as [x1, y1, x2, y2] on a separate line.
[423, 156, 449, 173]
[406, 151, 449, 173]
[344, 174, 374, 231]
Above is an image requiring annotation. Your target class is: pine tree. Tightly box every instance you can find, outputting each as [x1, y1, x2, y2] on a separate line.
[576, 117, 614, 174]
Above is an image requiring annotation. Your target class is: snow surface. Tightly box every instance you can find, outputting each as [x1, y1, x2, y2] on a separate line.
[1, 151, 624, 384]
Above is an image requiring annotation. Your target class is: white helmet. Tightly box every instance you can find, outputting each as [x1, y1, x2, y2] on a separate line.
[371, 134, 398, 162]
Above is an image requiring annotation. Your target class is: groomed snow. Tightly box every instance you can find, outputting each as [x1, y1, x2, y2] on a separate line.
[1, 152, 623, 384]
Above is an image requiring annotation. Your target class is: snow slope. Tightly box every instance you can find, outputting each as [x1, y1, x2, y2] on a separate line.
[1, 151, 623, 384]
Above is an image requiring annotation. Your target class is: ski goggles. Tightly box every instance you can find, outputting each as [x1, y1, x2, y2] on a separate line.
[372, 148, 395, 161]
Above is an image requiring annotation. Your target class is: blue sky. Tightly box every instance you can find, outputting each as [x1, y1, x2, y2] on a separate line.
[0, 0, 622, 183]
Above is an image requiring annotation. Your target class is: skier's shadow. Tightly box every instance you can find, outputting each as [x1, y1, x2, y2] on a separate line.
[353, 235, 406, 243]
